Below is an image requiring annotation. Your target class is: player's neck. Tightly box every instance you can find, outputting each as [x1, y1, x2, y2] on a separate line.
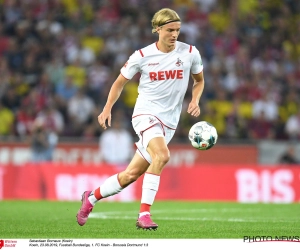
[156, 41, 176, 53]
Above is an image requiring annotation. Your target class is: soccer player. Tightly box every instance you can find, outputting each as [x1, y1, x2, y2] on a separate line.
[76, 8, 205, 230]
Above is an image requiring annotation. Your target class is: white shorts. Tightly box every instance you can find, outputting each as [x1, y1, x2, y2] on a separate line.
[132, 115, 176, 164]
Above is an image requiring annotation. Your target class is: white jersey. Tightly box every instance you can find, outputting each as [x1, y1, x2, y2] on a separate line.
[121, 41, 203, 129]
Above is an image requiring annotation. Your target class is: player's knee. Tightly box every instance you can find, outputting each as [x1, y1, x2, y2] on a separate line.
[153, 150, 170, 166]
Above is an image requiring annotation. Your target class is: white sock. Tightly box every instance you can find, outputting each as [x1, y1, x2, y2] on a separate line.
[88, 192, 98, 206]
[88, 174, 123, 205]
[139, 211, 150, 218]
[141, 173, 160, 206]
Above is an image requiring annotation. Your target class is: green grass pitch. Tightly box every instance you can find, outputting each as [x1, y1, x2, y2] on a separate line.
[1, 200, 299, 239]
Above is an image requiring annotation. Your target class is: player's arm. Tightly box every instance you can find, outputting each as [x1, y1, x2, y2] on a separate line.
[187, 71, 205, 117]
[98, 74, 129, 129]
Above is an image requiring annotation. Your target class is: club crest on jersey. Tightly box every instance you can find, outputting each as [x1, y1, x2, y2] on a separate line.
[123, 62, 128, 68]
[149, 117, 155, 124]
[175, 58, 183, 67]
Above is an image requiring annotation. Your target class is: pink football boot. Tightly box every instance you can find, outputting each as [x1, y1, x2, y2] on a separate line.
[76, 191, 93, 226]
[136, 214, 158, 230]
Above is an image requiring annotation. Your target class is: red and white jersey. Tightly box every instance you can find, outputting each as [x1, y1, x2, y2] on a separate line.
[121, 41, 203, 129]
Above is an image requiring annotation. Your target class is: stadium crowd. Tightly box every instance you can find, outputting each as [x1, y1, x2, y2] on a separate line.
[0, 0, 300, 143]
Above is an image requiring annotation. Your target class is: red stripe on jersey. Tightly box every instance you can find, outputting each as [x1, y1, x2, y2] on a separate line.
[139, 49, 144, 57]
[189, 45, 192, 53]
[192, 70, 203, 75]
[132, 114, 176, 130]
[140, 123, 161, 138]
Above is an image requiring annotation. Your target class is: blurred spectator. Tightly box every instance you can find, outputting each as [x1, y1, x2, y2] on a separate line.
[279, 91, 299, 123]
[252, 90, 278, 122]
[64, 9, 88, 31]
[99, 112, 134, 166]
[21, 50, 42, 86]
[0, 23, 10, 56]
[15, 104, 36, 137]
[30, 117, 58, 162]
[279, 145, 299, 165]
[272, 116, 288, 140]
[44, 57, 65, 86]
[224, 98, 249, 139]
[0, 100, 15, 136]
[97, 0, 120, 25]
[104, 31, 131, 59]
[234, 75, 262, 102]
[285, 109, 300, 141]
[1, 85, 20, 113]
[194, 0, 217, 13]
[0, 58, 11, 99]
[35, 72, 55, 104]
[87, 58, 110, 103]
[10, 72, 30, 100]
[67, 87, 96, 136]
[4, 37, 23, 71]
[21, 87, 47, 114]
[55, 75, 78, 102]
[66, 39, 95, 66]
[208, 4, 230, 34]
[251, 49, 279, 76]
[36, 104, 65, 136]
[206, 89, 232, 136]
[248, 110, 274, 140]
[201, 103, 224, 137]
[81, 25, 104, 58]
[64, 57, 87, 88]
[54, 75, 78, 119]
[121, 76, 139, 111]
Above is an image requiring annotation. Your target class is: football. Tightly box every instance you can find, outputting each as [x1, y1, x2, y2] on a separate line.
[188, 121, 218, 150]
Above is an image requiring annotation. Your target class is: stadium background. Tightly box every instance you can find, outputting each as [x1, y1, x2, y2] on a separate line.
[0, 0, 300, 203]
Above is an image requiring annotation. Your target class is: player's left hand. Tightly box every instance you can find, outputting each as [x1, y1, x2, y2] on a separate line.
[187, 102, 200, 117]
[98, 107, 111, 130]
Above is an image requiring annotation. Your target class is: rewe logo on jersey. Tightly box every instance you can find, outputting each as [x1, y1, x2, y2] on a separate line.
[149, 70, 183, 81]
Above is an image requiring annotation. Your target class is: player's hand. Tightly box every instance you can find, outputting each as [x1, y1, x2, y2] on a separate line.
[187, 102, 200, 117]
[98, 108, 111, 130]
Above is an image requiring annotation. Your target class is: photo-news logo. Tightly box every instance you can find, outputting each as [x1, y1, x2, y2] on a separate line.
[244, 236, 300, 242]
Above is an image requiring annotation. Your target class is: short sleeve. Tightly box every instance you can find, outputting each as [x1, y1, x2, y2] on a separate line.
[120, 51, 141, 80]
[190, 47, 203, 75]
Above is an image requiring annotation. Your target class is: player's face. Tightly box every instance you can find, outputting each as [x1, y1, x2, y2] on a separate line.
[158, 22, 181, 48]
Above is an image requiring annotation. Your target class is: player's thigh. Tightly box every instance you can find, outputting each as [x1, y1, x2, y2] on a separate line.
[147, 136, 170, 161]
[144, 125, 170, 160]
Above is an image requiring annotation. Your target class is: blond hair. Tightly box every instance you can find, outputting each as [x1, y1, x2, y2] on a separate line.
[151, 8, 181, 34]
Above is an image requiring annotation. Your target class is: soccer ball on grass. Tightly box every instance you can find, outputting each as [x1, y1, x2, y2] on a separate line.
[188, 121, 218, 150]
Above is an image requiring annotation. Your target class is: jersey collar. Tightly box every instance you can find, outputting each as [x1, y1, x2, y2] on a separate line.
[155, 41, 178, 53]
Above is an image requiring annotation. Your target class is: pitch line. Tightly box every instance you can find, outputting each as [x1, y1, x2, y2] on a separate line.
[89, 208, 261, 215]
[88, 211, 291, 223]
